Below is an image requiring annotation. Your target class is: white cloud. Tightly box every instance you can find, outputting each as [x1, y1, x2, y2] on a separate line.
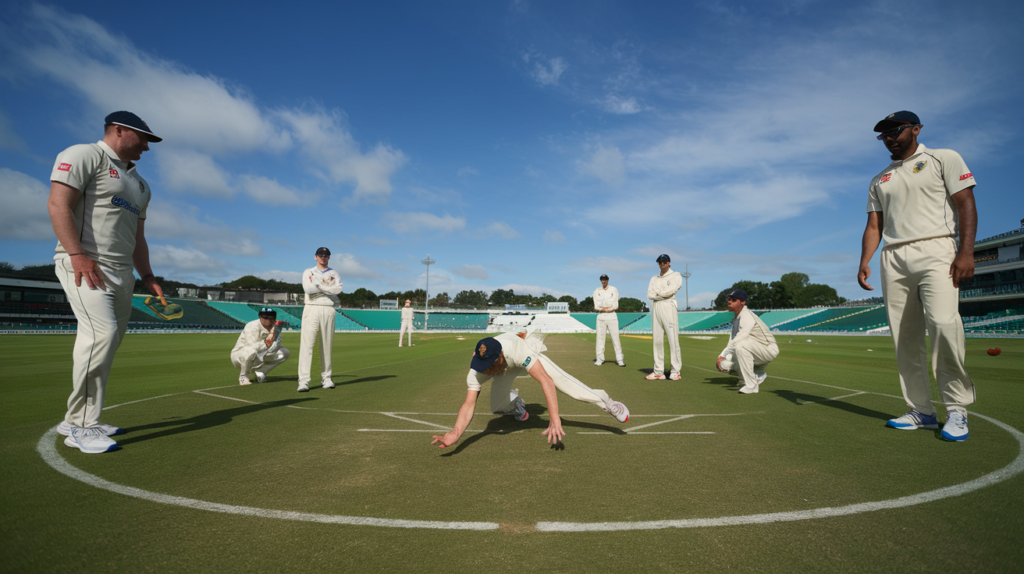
[149, 244, 226, 274]
[0, 109, 28, 153]
[543, 230, 566, 244]
[258, 270, 303, 284]
[600, 95, 643, 115]
[498, 283, 575, 298]
[238, 175, 319, 206]
[457, 167, 479, 179]
[383, 212, 466, 234]
[483, 222, 520, 239]
[408, 186, 461, 204]
[0, 169, 53, 240]
[529, 55, 568, 86]
[144, 203, 263, 257]
[278, 107, 406, 205]
[155, 149, 233, 198]
[579, 145, 626, 186]
[569, 256, 650, 274]
[451, 264, 489, 280]
[328, 253, 382, 280]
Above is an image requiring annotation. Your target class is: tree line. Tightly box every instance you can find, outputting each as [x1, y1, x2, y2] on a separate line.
[713, 272, 846, 310]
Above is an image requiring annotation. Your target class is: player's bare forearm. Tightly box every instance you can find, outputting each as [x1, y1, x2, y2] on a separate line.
[858, 212, 883, 290]
[432, 390, 479, 448]
[133, 220, 165, 302]
[950, 187, 977, 287]
[529, 362, 565, 444]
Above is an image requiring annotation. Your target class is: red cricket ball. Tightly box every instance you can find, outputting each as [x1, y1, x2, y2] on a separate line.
[987, 348, 1001, 356]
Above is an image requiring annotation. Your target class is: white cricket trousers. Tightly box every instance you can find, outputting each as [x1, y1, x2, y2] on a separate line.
[298, 306, 336, 384]
[54, 255, 135, 428]
[231, 347, 291, 377]
[398, 319, 413, 346]
[720, 341, 779, 390]
[595, 313, 623, 362]
[881, 237, 975, 414]
[651, 300, 681, 375]
[487, 355, 613, 414]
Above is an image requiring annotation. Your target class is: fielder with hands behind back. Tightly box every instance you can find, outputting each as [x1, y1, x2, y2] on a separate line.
[594, 274, 625, 367]
[47, 111, 165, 454]
[298, 247, 343, 392]
[431, 332, 631, 450]
[231, 308, 290, 386]
[716, 289, 779, 394]
[858, 110, 977, 441]
[646, 254, 683, 380]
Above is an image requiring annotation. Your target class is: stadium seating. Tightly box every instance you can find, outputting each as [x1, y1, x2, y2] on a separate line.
[622, 314, 652, 332]
[759, 309, 822, 329]
[335, 311, 366, 331]
[341, 310, 402, 330]
[132, 297, 245, 329]
[803, 305, 888, 332]
[207, 301, 261, 324]
[782, 307, 874, 331]
[680, 312, 734, 331]
[572, 313, 599, 329]
[412, 313, 489, 330]
[246, 304, 302, 328]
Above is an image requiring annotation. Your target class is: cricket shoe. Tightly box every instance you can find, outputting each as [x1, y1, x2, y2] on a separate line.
[594, 359, 604, 366]
[756, 370, 767, 385]
[617, 360, 626, 367]
[668, 372, 682, 381]
[254, 371, 266, 383]
[604, 400, 630, 423]
[57, 421, 124, 437]
[297, 383, 309, 393]
[239, 375, 252, 386]
[738, 384, 758, 394]
[322, 380, 336, 389]
[64, 426, 120, 454]
[941, 411, 969, 442]
[645, 373, 666, 380]
[886, 409, 939, 430]
[511, 396, 529, 422]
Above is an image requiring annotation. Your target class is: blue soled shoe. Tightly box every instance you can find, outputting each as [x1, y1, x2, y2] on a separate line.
[886, 409, 939, 430]
[941, 411, 969, 442]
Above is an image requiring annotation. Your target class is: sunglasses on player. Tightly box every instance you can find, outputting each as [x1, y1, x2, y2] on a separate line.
[876, 124, 919, 141]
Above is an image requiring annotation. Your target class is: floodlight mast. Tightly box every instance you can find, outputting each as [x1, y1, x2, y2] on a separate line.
[421, 254, 435, 330]
[681, 264, 692, 310]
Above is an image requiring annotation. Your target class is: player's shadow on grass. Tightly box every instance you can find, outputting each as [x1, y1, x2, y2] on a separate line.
[702, 376, 743, 388]
[440, 404, 625, 457]
[771, 390, 892, 421]
[116, 398, 315, 446]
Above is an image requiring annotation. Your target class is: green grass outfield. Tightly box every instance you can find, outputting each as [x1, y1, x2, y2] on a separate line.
[2, 332, 1022, 572]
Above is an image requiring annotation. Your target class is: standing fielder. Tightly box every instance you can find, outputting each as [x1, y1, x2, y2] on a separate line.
[859, 110, 977, 441]
[431, 331, 630, 449]
[647, 254, 683, 380]
[298, 247, 343, 392]
[593, 274, 625, 367]
[47, 111, 164, 454]
[716, 289, 779, 394]
[231, 308, 290, 385]
[398, 299, 414, 347]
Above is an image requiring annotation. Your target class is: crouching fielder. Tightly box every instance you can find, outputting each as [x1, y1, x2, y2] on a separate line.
[431, 331, 630, 448]
[231, 308, 290, 385]
[716, 289, 779, 394]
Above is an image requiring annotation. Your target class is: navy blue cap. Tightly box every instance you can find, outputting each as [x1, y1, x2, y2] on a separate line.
[656, 254, 671, 263]
[315, 247, 331, 256]
[727, 289, 748, 302]
[600, 274, 609, 280]
[470, 337, 502, 372]
[104, 111, 162, 142]
[873, 111, 921, 132]
[258, 307, 277, 316]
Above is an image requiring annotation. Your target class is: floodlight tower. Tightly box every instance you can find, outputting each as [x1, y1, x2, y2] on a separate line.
[681, 264, 692, 310]
[421, 254, 435, 330]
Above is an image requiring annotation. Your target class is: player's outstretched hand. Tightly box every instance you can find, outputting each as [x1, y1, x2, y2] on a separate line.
[857, 263, 874, 291]
[542, 417, 565, 445]
[431, 432, 459, 449]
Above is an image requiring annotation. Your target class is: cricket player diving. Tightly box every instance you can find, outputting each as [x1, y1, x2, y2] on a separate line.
[646, 254, 683, 380]
[297, 247, 343, 392]
[47, 111, 165, 454]
[716, 289, 779, 394]
[859, 110, 977, 441]
[230, 308, 290, 385]
[594, 274, 625, 367]
[431, 331, 631, 449]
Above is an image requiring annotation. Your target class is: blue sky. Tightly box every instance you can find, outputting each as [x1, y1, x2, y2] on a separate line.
[1, 0, 1022, 308]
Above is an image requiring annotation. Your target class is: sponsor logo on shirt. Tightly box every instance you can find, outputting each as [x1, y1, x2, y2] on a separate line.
[880, 173, 892, 183]
[109, 168, 120, 179]
[913, 161, 927, 173]
[58, 163, 72, 172]
[522, 357, 532, 368]
[960, 172, 973, 181]
[111, 196, 141, 216]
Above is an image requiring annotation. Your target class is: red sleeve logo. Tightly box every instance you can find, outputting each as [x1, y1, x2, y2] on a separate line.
[880, 173, 892, 183]
[109, 169, 120, 179]
[959, 172, 973, 181]
[58, 163, 72, 172]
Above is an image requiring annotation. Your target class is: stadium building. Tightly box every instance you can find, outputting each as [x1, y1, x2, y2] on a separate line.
[958, 219, 1024, 334]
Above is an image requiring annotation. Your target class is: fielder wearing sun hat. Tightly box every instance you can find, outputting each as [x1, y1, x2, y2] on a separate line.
[104, 111, 162, 142]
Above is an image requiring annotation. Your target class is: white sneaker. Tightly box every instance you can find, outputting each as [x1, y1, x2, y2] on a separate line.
[254, 371, 266, 383]
[57, 421, 123, 437]
[756, 371, 767, 385]
[239, 375, 252, 386]
[617, 360, 626, 367]
[322, 380, 336, 389]
[668, 372, 682, 381]
[645, 373, 666, 380]
[64, 426, 119, 454]
[604, 400, 630, 423]
[594, 359, 604, 366]
[941, 411, 969, 441]
[511, 396, 529, 422]
[297, 382, 309, 393]
[738, 384, 759, 394]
